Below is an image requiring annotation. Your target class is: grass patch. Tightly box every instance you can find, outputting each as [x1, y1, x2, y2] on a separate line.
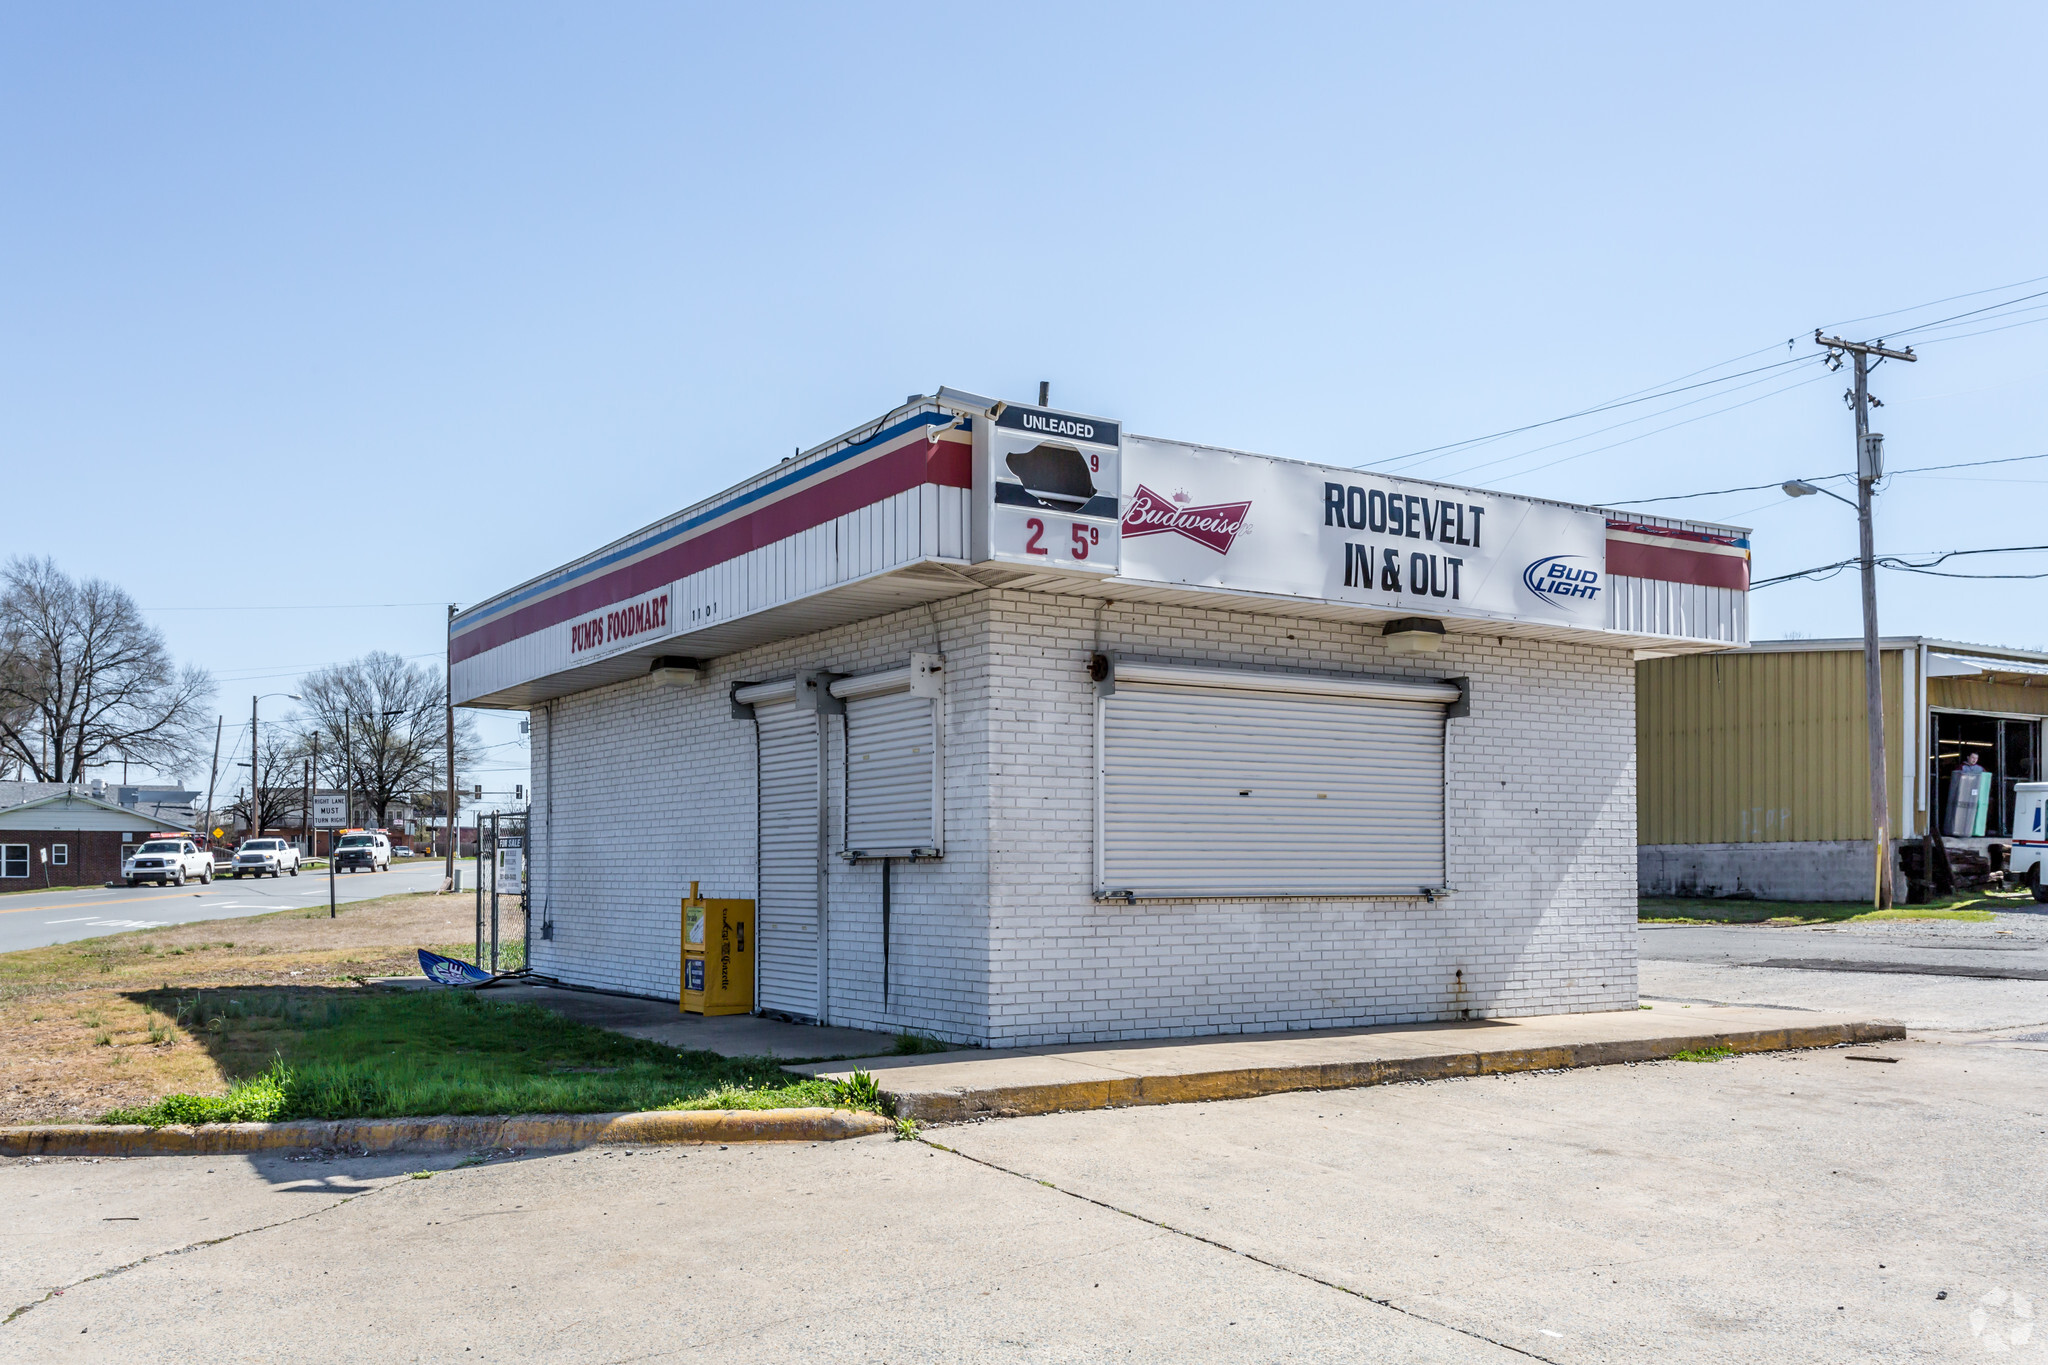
[1671, 1047, 1734, 1063]
[1638, 891, 2015, 926]
[97, 988, 859, 1126]
[889, 1030, 949, 1055]
[0, 885, 509, 1125]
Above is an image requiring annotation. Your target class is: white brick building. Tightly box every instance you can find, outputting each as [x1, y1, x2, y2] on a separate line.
[454, 389, 1746, 1046]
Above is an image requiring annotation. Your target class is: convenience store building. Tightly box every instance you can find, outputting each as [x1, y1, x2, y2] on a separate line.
[452, 389, 1750, 1046]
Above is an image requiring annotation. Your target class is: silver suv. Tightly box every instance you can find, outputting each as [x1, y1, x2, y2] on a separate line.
[232, 838, 301, 879]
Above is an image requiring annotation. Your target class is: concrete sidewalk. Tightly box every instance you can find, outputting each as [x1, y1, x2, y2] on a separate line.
[795, 1004, 1901, 1122]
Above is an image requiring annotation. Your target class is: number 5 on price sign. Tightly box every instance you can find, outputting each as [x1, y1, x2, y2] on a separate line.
[1071, 524, 1098, 559]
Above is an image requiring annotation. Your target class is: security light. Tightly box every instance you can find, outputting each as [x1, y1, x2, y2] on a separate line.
[1381, 617, 1447, 656]
[649, 656, 703, 686]
[1782, 480, 1819, 497]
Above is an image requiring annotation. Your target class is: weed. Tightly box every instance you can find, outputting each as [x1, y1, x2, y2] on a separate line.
[831, 1069, 892, 1116]
[894, 1115, 919, 1141]
[146, 1021, 172, 1046]
[94, 1032, 112, 1047]
[409, 1171, 433, 1180]
[889, 1031, 948, 1055]
[1672, 1047, 1734, 1063]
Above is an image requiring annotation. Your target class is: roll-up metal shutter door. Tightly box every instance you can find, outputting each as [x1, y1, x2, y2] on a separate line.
[754, 701, 818, 1017]
[1099, 681, 1447, 897]
[844, 690, 938, 856]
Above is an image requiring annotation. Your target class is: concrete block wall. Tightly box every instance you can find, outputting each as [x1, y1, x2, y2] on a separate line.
[980, 590, 1640, 1047]
[525, 593, 994, 1042]
[1638, 840, 1903, 903]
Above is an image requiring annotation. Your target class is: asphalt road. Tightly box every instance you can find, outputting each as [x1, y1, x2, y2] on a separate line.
[0, 858, 462, 954]
[1639, 907, 2048, 1033]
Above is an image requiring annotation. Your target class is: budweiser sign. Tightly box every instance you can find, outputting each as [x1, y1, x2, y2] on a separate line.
[1120, 484, 1251, 554]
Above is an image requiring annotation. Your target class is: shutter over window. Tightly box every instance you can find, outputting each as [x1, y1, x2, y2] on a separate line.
[831, 653, 944, 859]
[1094, 658, 1463, 900]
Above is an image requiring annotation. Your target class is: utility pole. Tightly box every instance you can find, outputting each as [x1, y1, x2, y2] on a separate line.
[250, 695, 261, 840]
[446, 604, 457, 889]
[202, 717, 223, 845]
[1815, 330, 1917, 910]
[309, 732, 321, 857]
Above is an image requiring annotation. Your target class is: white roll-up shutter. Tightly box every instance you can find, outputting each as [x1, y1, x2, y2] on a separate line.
[832, 654, 943, 859]
[754, 700, 818, 1017]
[1098, 667, 1450, 898]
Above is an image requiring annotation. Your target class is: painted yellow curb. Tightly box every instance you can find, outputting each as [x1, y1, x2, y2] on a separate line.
[884, 1020, 1907, 1123]
[0, 1107, 890, 1159]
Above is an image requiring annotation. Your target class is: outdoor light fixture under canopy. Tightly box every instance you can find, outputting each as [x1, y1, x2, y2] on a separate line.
[1380, 617, 1447, 655]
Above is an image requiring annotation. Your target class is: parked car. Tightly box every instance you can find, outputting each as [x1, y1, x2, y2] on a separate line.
[332, 830, 392, 873]
[232, 838, 301, 879]
[124, 837, 212, 887]
[392, 846, 414, 857]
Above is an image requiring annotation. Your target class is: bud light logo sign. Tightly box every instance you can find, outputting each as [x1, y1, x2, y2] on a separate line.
[1523, 555, 1602, 609]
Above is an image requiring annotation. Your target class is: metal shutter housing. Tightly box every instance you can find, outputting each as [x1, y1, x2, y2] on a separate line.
[832, 655, 944, 859]
[1097, 662, 1460, 899]
[749, 695, 819, 1017]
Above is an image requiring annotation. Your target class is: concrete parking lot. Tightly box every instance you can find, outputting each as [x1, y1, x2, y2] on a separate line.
[3, 912, 2043, 1363]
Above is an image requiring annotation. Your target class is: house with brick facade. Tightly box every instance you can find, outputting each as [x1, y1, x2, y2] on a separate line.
[451, 389, 1750, 1047]
[0, 790, 194, 889]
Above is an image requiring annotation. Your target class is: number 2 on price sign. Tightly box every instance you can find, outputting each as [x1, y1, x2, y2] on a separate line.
[1023, 518, 1101, 560]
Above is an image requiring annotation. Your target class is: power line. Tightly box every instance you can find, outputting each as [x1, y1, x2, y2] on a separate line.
[1878, 287, 2048, 342]
[146, 602, 450, 612]
[1816, 270, 2048, 331]
[1604, 451, 2048, 505]
[1373, 271, 2048, 476]
[1754, 543, 2048, 589]
[1424, 361, 1827, 485]
[1370, 354, 1819, 469]
[1447, 371, 1829, 487]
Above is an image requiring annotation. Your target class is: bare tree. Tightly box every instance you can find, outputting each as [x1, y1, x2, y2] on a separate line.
[222, 726, 314, 839]
[298, 652, 479, 828]
[0, 557, 213, 783]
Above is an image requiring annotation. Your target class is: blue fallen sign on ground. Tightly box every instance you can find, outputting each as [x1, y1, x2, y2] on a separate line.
[418, 948, 493, 986]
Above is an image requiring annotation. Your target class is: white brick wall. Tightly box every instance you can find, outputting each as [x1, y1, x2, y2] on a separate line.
[523, 586, 1639, 1048]
[978, 589, 1639, 1047]
[526, 594, 995, 1043]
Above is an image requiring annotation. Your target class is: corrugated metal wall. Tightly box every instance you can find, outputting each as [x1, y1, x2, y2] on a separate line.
[1929, 676, 2048, 717]
[1637, 649, 1904, 844]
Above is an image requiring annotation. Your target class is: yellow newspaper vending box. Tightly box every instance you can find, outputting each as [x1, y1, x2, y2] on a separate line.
[681, 882, 754, 1016]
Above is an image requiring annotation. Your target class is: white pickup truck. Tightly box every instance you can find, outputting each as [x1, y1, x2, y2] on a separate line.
[123, 837, 213, 887]
[2012, 782, 2048, 902]
[231, 838, 301, 879]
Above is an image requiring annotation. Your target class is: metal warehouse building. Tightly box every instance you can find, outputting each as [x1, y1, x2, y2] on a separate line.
[1638, 637, 2048, 901]
[452, 389, 1748, 1046]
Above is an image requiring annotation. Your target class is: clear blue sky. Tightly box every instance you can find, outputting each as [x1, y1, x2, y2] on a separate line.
[7, 5, 2046, 787]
